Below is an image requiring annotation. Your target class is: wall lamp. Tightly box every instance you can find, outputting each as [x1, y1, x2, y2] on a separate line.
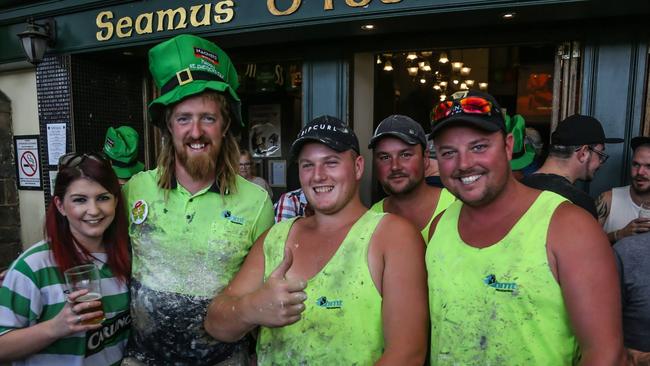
[17, 18, 56, 65]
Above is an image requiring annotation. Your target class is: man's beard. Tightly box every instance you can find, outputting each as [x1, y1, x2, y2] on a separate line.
[632, 176, 650, 195]
[381, 174, 420, 196]
[175, 141, 217, 180]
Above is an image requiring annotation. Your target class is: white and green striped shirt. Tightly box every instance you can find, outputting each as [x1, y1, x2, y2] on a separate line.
[0, 241, 130, 366]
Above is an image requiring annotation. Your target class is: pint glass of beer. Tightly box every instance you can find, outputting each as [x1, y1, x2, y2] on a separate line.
[64, 264, 104, 325]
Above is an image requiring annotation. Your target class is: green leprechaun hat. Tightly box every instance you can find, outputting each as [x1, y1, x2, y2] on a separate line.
[103, 126, 144, 179]
[506, 114, 535, 171]
[147, 34, 242, 131]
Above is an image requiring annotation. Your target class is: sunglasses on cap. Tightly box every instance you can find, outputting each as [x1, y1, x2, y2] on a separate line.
[432, 96, 494, 122]
[58, 152, 109, 169]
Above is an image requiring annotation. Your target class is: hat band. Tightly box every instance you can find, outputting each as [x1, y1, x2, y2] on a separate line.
[161, 70, 226, 95]
[111, 159, 138, 168]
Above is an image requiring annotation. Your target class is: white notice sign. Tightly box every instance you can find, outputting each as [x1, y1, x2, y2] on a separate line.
[47, 123, 67, 165]
[15, 137, 42, 189]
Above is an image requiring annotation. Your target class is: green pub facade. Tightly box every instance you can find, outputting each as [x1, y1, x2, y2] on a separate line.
[0, 0, 649, 267]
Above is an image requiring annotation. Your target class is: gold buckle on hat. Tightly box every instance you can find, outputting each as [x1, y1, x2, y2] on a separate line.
[176, 68, 193, 86]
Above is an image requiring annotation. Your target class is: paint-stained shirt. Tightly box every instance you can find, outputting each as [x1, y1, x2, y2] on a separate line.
[122, 168, 274, 365]
[0, 241, 130, 366]
[257, 210, 385, 365]
[426, 191, 579, 365]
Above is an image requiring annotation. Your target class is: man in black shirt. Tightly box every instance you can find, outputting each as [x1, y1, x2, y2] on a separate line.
[521, 114, 622, 218]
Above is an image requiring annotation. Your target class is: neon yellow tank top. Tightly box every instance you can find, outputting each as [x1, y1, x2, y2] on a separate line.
[426, 191, 579, 365]
[370, 188, 455, 241]
[257, 210, 385, 365]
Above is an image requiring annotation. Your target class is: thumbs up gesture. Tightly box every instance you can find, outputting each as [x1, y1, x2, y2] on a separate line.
[250, 247, 307, 328]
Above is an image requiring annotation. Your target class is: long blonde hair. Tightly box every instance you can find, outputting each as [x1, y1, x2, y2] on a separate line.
[157, 91, 240, 195]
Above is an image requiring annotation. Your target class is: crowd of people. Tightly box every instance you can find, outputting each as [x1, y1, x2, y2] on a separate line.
[0, 33, 649, 366]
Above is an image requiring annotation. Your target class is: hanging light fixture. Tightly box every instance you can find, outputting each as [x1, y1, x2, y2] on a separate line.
[451, 62, 464, 72]
[383, 60, 393, 71]
[433, 84, 441, 91]
[479, 82, 488, 90]
[465, 79, 475, 87]
[440, 94, 447, 101]
[460, 82, 468, 90]
[422, 61, 432, 72]
[439, 52, 449, 64]
[452, 79, 459, 85]
[460, 67, 471, 76]
[16, 18, 56, 65]
[420, 77, 427, 84]
[376, 55, 382, 64]
[407, 65, 419, 76]
[407, 52, 418, 60]
[439, 81, 448, 88]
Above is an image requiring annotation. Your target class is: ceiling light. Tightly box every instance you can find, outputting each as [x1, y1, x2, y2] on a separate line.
[408, 66, 419, 76]
[465, 79, 475, 87]
[361, 24, 375, 30]
[407, 52, 418, 60]
[439, 52, 449, 64]
[479, 82, 488, 90]
[376, 55, 382, 64]
[420, 77, 427, 84]
[460, 67, 471, 76]
[440, 94, 447, 101]
[383, 60, 393, 71]
[439, 81, 448, 87]
[460, 83, 468, 90]
[502, 12, 516, 19]
[422, 61, 432, 72]
[451, 62, 464, 72]
[433, 84, 441, 91]
[452, 79, 459, 85]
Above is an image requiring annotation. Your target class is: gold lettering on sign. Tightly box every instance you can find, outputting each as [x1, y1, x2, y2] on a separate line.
[190, 4, 211, 26]
[323, 0, 334, 10]
[381, 0, 402, 3]
[135, 13, 153, 34]
[156, 8, 188, 31]
[214, 0, 234, 23]
[96, 11, 114, 41]
[346, 0, 371, 6]
[116, 16, 133, 37]
[267, 0, 301, 16]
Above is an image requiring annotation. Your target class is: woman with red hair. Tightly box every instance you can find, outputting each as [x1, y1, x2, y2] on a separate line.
[0, 152, 131, 365]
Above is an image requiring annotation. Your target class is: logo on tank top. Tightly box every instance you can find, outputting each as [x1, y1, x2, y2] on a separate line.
[483, 274, 518, 293]
[316, 296, 342, 309]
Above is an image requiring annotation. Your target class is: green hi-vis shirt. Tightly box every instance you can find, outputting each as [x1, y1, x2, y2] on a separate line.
[0, 241, 130, 366]
[257, 210, 386, 365]
[426, 191, 580, 365]
[370, 188, 455, 241]
[123, 168, 274, 297]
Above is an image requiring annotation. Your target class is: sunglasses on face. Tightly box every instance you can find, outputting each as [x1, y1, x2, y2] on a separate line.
[432, 96, 494, 122]
[58, 152, 109, 169]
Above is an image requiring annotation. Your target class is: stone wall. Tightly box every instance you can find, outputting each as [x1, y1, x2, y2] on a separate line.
[0, 91, 21, 269]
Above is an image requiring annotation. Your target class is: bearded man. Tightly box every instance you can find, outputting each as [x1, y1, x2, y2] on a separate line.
[121, 35, 274, 365]
[597, 136, 650, 243]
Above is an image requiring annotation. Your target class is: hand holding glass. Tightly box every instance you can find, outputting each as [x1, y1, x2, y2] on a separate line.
[64, 264, 104, 325]
[639, 202, 650, 219]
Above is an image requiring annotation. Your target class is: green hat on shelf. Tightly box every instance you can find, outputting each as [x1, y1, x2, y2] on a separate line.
[103, 126, 144, 179]
[506, 114, 535, 171]
[147, 34, 242, 131]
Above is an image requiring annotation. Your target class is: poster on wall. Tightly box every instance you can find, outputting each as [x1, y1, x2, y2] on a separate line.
[14, 135, 42, 190]
[46, 123, 67, 165]
[268, 160, 286, 187]
[249, 104, 281, 158]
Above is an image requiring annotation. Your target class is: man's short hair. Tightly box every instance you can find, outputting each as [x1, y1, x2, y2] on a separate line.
[548, 144, 599, 159]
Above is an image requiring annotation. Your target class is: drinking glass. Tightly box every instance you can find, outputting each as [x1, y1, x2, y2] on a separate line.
[64, 264, 104, 325]
[639, 202, 650, 219]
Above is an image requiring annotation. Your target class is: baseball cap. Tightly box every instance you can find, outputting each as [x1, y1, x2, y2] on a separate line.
[430, 90, 506, 138]
[631, 136, 650, 151]
[551, 114, 623, 146]
[147, 34, 242, 130]
[290, 115, 359, 158]
[368, 114, 427, 149]
[506, 114, 535, 170]
[103, 126, 144, 179]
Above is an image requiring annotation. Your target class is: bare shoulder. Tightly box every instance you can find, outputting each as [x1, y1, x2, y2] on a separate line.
[372, 213, 425, 252]
[548, 201, 609, 252]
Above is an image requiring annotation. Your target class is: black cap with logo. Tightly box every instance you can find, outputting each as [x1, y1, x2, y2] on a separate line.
[368, 114, 427, 149]
[290, 115, 360, 158]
